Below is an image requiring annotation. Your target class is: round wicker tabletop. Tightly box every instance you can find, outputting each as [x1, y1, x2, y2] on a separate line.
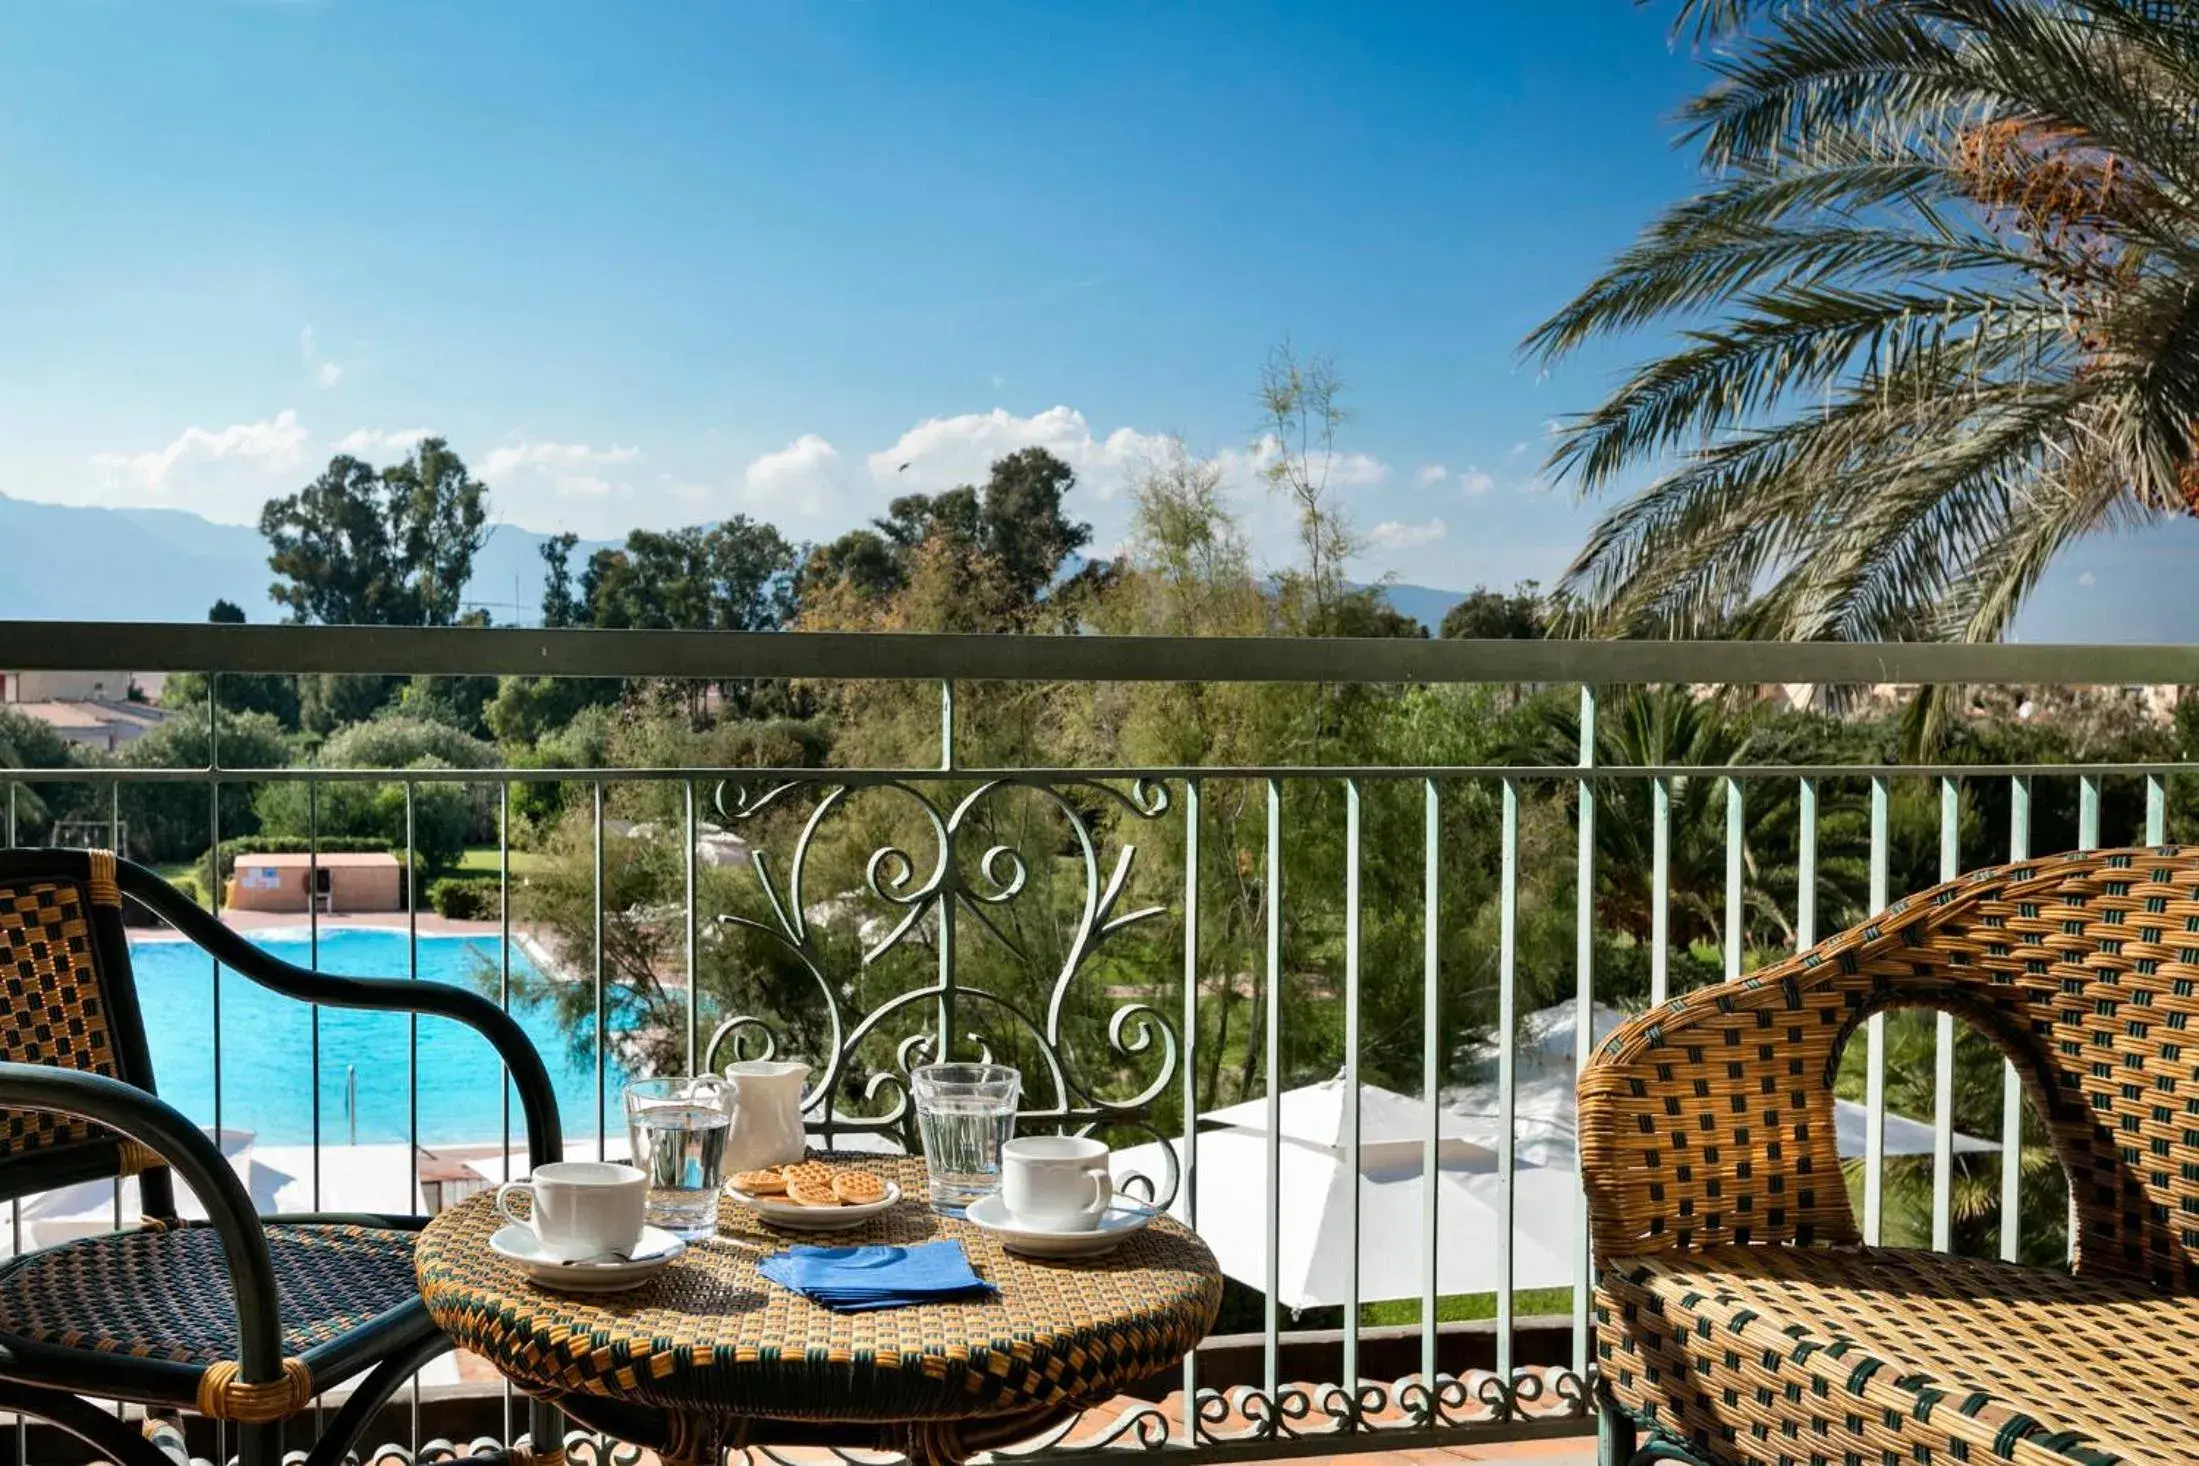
[415, 1154, 1222, 1466]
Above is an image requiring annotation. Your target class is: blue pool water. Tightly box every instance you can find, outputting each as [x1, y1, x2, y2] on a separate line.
[127, 928, 626, 1146]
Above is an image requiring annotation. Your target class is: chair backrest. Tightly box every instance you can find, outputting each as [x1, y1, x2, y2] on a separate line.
[0, 849, 172, 1205]
[1580, 847, 2199, 1291]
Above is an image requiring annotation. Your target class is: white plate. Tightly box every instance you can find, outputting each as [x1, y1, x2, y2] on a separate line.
[489, 1223, 685, 1293]
[964, 1194, 1156, 1258]
[725, 1177, 902, 1232]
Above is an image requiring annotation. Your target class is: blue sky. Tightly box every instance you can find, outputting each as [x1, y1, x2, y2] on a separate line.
[0, 1, 1729, 597]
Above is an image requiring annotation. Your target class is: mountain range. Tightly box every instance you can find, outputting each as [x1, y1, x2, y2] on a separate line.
[0, 494, 1474, 630]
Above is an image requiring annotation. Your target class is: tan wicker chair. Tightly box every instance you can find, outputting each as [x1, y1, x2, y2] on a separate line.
[1581, 847, 2199, 1466]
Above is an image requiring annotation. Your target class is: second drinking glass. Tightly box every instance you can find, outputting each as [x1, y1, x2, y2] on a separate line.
[625, 1075, 731, 1239]
[911, 1062, 1020, 1213]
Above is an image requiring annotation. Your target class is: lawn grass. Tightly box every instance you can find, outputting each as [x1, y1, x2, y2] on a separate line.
[1359, 1286, 1574, 1326]
[449, 846, 553, 879]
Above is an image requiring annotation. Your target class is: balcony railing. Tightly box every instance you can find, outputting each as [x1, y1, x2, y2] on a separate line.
[0, 622, 2190, 1464]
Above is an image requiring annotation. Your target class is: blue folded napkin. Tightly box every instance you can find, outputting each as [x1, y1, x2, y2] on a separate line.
[757, 1240, 994, 1313]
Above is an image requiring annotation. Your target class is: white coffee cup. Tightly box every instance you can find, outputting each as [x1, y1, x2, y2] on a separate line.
[1001, 1135, 1115, 1231]
[495, 1160, 647, 1261]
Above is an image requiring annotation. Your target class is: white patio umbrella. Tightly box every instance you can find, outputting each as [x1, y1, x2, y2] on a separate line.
[1448, 1001, 1998, 1163]
[1111, 1124, 1579, 1312]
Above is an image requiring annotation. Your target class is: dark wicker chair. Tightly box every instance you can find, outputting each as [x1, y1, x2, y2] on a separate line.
[0, 849, 566, 1466]
[1581, 847, 2199, 1466]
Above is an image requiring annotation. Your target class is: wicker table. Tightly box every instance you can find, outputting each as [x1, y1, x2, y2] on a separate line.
[415, 1156, 1222, 1466]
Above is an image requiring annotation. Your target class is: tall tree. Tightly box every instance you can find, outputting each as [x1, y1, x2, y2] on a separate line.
[1258, 342, 1355, 631]
[539, 532, 582, 628]
[806, 447, 1091, 624]
[1527, 0, 2199, 647]
[260, 437, 488, 627]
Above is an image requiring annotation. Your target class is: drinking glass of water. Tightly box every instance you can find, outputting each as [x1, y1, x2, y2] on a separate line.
[911, 1062, 1020, 1213]
[625, 1076, 731, 1240]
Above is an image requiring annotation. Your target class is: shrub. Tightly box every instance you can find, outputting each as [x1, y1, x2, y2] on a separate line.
[429, 877, 498, 921]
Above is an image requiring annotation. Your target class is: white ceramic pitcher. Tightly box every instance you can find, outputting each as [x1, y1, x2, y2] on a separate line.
[720, 1059, 811, 1172]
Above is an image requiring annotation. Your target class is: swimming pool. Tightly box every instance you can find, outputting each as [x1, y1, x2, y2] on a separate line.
[127, 928, 626, 1146]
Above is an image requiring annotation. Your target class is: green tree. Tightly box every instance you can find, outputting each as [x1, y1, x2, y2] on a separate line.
[0, 705, 76, 834]
[260, 437, 488, 627]
[1258, 342, 1355, 631]
[162, 606, 303, 730]
[1526, 0, 2199, 645]
[807, 448, 1091, 625]
[539, 532, 582, 628]
[118, 711, 295, 863]
[1438, 583, 1553, 641]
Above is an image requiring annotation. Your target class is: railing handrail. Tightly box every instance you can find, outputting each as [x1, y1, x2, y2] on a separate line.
[5, 620, 2199, 686]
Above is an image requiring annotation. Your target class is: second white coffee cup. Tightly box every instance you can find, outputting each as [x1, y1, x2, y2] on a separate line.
[495, 1160, 647, 1260]
[1001, 1135, 1115, 1231]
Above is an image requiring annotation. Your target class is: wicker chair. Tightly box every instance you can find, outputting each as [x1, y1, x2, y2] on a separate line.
[0, 849, 566, 1466]
[1581, 847, 2199, 1466]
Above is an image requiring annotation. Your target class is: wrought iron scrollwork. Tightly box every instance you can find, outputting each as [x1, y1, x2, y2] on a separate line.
[704, 773, 1182, 1204]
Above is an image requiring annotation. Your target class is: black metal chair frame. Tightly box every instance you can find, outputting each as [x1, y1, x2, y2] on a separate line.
[0, 850, 568, 1466]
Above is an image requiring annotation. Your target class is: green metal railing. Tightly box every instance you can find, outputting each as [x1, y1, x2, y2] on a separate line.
[0, 623, 2190, 1464]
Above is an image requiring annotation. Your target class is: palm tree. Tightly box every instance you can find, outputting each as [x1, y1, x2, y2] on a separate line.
[1526, 0, 2199, 644]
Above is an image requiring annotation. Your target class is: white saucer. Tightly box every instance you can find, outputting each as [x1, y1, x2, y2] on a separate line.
[964, 1194, 1156, 1258]
[725, 1178, 902, 1233]
[488, 1224, 685, 1293]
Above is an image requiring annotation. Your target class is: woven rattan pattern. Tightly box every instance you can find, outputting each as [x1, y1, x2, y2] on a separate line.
[1580, 847, 2199, 1289]
[0, 1221, 419, 1366]
[1598, 1245, 2199, 1465]
[417, 1156, 1221, 1423]
[0, 880, 125, 1162]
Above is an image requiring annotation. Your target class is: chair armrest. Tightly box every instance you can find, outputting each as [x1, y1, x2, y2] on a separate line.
[1578, 957, 1885, 1261]
[117, 857, 565, 1170]
[0, 1064, 286, 1386]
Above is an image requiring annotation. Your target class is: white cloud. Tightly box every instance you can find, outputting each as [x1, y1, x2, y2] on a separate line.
[1222, 433, 1391, 493]
[867, 406, 1173, 502]
[1415, 463, 1448, 487]
[333, 426, 431, 457]
[1507, 441, 1530, 459]
[300, 324, 343, 389]
[481, 441, 642, 479]
[480, 440, 644, 510]
[743, 433, 841, 511]
[1366, 517, 1448, 551]
[90, 410, 310, 492]
[2077, 570, 2098, 588]
[1459, 467, 1496, 495]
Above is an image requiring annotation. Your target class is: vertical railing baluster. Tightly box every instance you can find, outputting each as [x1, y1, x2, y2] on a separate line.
[1932, 777, 1958, 1253]
[1496, 778, 1519, 1404]
[1421, 776, 1443, 1411]
[938, 680, 958, 1059]
[2075, 773, 2100, 1263]
[309, 779, 322, 1210]
[1724, 776, 1743, 981]
[1340, 779, 1362, 1428]
[1180, 778, 1202, 1446]
[208, 676, 223, 1155]
[1797, 778, 1817, 953]
[1650, 776, 1670, 1005]
[405, 780, 421, 1453]
[2002, 776, 2029, 1264]
[108, 779, 120, 1234]
[685, 779, 699, 1078]
[593, 781, 607, 1161]
[500, 781, 515, 1448]
[1864, 776, 1888, 1245]
[2148, 773, 2167, 846]
[1572, 688, 1595, 1379]
[1262, 776, 1283, 1408]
